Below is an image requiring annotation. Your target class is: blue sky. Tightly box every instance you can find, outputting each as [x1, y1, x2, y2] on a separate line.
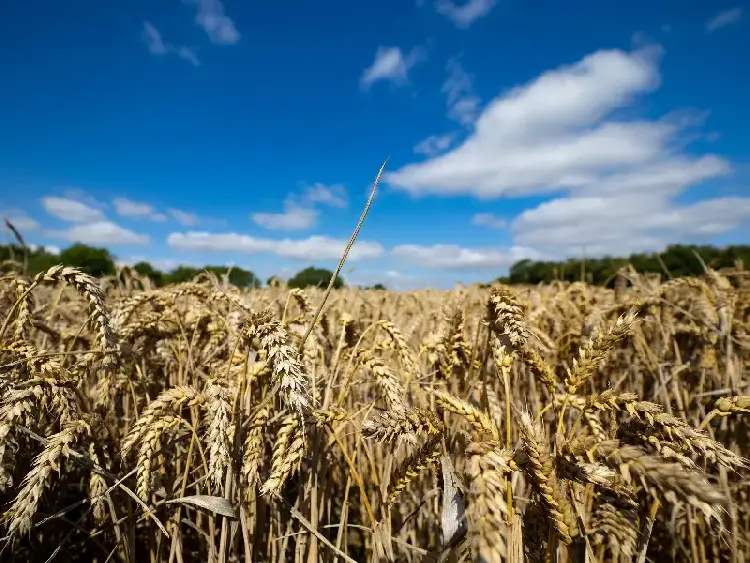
[1, 1, 749, 289]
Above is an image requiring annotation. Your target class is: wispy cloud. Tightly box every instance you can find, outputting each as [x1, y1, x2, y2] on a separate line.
[471, 212, 506, 229]
[61, 188, 105, 210]
[113, 197, 169, 222]
[114, 197, 153, 217]
[142, 21, 168, 55]
[252, 184, 348, 231]
[360, 46, 426, 90]
[41, 195, 150, 245]
[141, 22, 201, 67]
[168, 208, 200, 227]
[1, 208, 39, 232]
[113, 197, 207, 226]
[435, 0, 497, 28]
[410, 59, 478, 156]
[169, 232, 384, 261]
[175, 46, 202, 66]
[252, 202, 318, 231]
[48, 222, 151, 246]
[706, 7, 743, 32]
[392, 243, 538, 269]
[414, 134, 455, 155]
[302, 183, 347, 208]
[42, 197, 105, 223]
[442, 58, 481, 125]
[184, 0, 240, 45]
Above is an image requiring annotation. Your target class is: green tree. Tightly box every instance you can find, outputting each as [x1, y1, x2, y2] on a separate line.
[163, 266, 201, 285]
[501, 243, 750, 287]
[133, 261, 164, 286]
[1, 243, 62, 275]
[28, 252, 61, 275]
[58, 244, 116, 277]
[287, 266, 344, 289]
[205, 265, 261, 288]
[227, 267, 261, 288]
[0, 243, 23, 264]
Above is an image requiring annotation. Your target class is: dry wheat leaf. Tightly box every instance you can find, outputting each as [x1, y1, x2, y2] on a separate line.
[165, 495, 238, 519]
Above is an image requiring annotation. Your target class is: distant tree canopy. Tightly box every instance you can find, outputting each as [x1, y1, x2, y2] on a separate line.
[3, 240, 749, 289]
[132, 261, 164, 286]
[502, 244, 750, 286]
[155, 265, 261, 287]
[0, 242, 262, 288]
[0, 243, 60, 274]
[287, 266, 344, 289]
[164, 266, 202, 285]
[0, 243, 117, 277]
[59, 244, 117, 277]
[203, 266, 261, 288]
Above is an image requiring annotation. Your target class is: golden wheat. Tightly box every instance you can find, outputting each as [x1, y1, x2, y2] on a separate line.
[1, 262, 749, 562]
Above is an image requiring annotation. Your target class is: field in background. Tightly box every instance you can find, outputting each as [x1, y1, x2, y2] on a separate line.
[1, 264, 749, 562]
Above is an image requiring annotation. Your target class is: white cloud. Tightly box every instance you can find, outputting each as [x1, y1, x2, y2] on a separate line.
[252, 202, 318, 231]
[168, 232, 385, 261]
[471, 212, 506, 229]
[1, 209, 39, 232]
[442, 58, 481, 125]
[302, 183, 347, 208]
[176, 46, 201, 67]
[386, 44, 747, 260]
[168, 208, 199, 227]
[512, 195, 750, 257]
[392, 243, 539, 270]
[141, 22, 201, 67]
[62, 188, 106, 210]
[414, 134, 455, 155]
[49, 221, 150, 246]
[387, 46, 671, 198]
[361, 46, 426, 89]
[42, 197, 105, 223]
[706, 8, 743, 32]
[142, 21, 168, 55]
[114, 197, 154, 217]
[252, 185, 348, 231]
[435, 0, 497, 28]
[184, 0, 240, 45]
[573, 155, 728, 198]
[114, 198, 170, 222]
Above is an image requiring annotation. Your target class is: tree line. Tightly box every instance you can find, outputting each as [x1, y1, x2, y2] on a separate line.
[498, 244, 750, 286]
[0, 242, 355, 289]
[2, 241, 748, 289]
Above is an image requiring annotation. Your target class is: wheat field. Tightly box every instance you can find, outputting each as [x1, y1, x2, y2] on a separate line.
[1, 262, 749, 563]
